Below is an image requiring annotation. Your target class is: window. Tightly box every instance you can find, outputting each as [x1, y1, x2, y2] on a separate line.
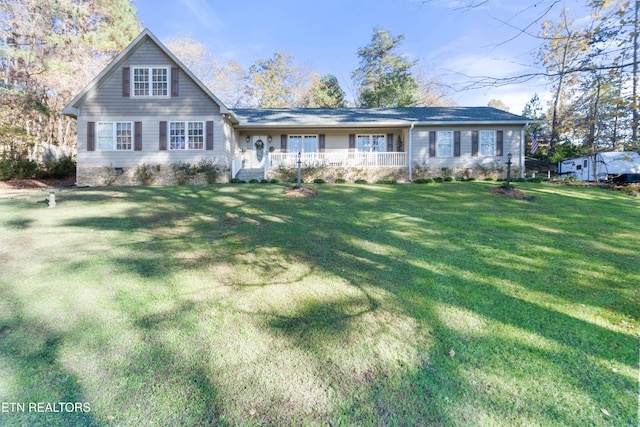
[133, 67, 168, 97]
[479, 130, 495, 156]
[436, 131, 453, 157]
[289, 135, 317, 153]
[357, 134, 385, 152]
[96, 122, 132, 151]
[169, 121, 204, 150]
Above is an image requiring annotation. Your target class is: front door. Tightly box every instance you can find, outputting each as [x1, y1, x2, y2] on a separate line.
[249, 136, 267, 168]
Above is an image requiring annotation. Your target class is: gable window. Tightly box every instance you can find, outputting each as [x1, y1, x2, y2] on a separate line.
[357, 134, 386, 152]
[479, 130, 496, 156]
[436, 131, 453, 157]
[169, 121, 204, 150]
[133, 67, 168, 97]
[96, 122, 132, 151]
[289, 135, 317, 153]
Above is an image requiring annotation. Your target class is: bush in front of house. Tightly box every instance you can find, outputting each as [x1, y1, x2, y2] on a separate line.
[171, 162, 198, 185]
[413, 178, 433, 184]
[135, 163, 160, 185]
[197, 158, 223, 184]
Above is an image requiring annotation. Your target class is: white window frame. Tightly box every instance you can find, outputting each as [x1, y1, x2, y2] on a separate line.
[168, 121, 204, 150]
[436, 131, 453, 157]
[289, 135, 318, 153]
[96, 121, 133, 151]
[479, 130, 496, 156]
[357, 134, 386, 152]
[132, 66, 169, 97]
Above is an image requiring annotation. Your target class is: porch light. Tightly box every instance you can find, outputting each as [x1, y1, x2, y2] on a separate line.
[246, 136, 251, 143]
[267, 135, 272, 143]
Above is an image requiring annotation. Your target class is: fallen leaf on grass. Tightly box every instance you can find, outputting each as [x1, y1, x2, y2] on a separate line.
[600, 408, 611, 417]
[449, 349, 456, 357]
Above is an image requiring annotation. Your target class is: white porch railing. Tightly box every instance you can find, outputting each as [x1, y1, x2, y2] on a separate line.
[269, 152, 407, 169]
[231, 153, 243, 178]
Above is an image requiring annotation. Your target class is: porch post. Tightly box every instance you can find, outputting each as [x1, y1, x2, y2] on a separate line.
[408, 123, 414, 181]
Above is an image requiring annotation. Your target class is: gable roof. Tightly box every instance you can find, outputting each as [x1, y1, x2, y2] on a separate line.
[61, 28, 236, 121]
[232, 107, 531, 129]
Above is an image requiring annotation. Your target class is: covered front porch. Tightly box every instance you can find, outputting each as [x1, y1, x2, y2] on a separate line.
[231, 150, 408, 180]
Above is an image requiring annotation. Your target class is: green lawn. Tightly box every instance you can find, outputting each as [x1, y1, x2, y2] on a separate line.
[0, 182, 637, 426]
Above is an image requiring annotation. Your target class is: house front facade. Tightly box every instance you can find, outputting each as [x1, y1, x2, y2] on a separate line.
[62, 29, 531, 186]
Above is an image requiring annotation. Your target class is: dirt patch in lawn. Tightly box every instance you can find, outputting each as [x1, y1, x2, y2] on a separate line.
[488, 186, 535, 200]
[283, 186, 317, 198]
[0, 177, 76, 192]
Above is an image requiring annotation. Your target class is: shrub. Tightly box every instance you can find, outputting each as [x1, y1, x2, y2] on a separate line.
[484, 177, 494, 181]
[260, 179, 269, 183]
[229, 178, 245, 183]
[0, 157, 15, 180]
[13, 158, 37, 179]
[197, 158, 223, 184]
[354, 179, 368, 184]
[313, 178, 326, 184]
[334, 178, 347, 184]
[171, 162, 197, 185]
[249, 179, 259, 183]
[376, 179, 397, 184]
[135, 163, 158, 185]
[43, 155, 76, 179]
[270, 178, 280, 184]
[413, 178, 432, 184]
[444, 176, 453, 182]
[433, 177, 444, 183]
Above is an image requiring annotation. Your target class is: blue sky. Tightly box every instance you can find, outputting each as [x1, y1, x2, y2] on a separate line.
[132, 0, 589, 112]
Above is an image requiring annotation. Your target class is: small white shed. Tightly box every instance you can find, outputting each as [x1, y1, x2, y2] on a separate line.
[557, 151, 640, 182]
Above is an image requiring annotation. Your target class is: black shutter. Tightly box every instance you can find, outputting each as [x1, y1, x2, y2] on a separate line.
[159, 121, 167, 150]
[319, 134, 325, 153]
[471, 131, 479, 156]
[87, 121, 95, 151]
[122, 67, 130, 97]
[349, 134, 355, 152]
[387, 134, 394, 152]
[171, 67, 179, 97]
[454, 131, 461, 157]
[280, 134, 287, 152]
[429, 131, 436, 157]
[206, 121, 214, 150]
[496, 130, 503, 156]
[134, 121, 142, 151]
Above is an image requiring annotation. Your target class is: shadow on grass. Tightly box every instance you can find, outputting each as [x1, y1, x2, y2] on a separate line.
[0, 293, 99, 427]
[7, 183, 635, 425]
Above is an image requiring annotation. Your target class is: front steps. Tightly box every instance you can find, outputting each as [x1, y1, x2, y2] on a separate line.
[234, 168, 266, 181]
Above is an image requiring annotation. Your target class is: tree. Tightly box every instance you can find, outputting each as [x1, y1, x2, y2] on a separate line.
[248, 51, 312, 108]
[488, 99, 510, 111]
[352, 28, 420, 108]
[414, 72, 456, 106]
[0, 0, 140, 172]
[167, 37, 250, 108]
[309, 74, 345, 108]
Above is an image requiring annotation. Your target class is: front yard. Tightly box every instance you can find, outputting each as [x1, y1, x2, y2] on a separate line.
[0, 182, 637, 426]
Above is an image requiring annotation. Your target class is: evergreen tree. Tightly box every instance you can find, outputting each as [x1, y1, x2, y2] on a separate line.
[352, 28, 419, 108]
[310, 74, 345, 108]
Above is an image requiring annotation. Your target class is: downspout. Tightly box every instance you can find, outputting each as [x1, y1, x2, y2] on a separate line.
[520, 127, 525, 178]
[408, 123, 414, 181]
